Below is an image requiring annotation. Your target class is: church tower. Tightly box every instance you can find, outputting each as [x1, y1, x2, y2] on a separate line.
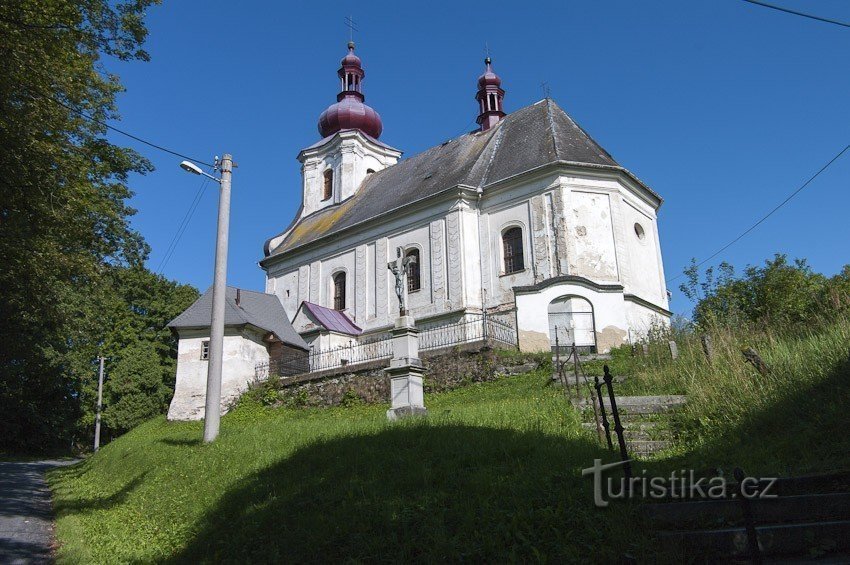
[297, 42, 402, 217]
[476, 57, 505, 131]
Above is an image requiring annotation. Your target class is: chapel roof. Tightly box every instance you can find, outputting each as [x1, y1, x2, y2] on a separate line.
[263, 98, 660, 261]
[168, 287, 309, 351]
[297, 302, 363, 336]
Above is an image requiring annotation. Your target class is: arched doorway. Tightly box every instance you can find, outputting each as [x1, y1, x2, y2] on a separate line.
[548, 296, 596, 354]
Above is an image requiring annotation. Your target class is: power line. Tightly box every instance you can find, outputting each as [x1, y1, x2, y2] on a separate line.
[740, 0, 850, 28]
[48, 96, 215, 167]
[156, 175, 212, 274]
[667, 143, 850, 285]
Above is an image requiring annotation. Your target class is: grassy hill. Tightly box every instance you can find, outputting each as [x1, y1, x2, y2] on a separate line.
[48, 317, 850, 563]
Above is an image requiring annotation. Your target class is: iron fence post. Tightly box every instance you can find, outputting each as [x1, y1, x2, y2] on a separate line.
[594, 376, 613, 450]
[734, 467, 763, 564]
[604, 365, 632, 491]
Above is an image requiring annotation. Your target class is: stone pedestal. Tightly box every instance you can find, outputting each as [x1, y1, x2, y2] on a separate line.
[386, 315, 428, 421]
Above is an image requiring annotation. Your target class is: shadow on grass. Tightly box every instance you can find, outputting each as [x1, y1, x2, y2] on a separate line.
[653, 353, 850, 478]
[53, 472, 148, 514]
[167, 424, 641, 563]
[160, 438, 203, 447]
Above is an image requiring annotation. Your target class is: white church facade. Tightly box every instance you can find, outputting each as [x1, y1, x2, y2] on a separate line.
[260, 42, 671, 354]
[167, 42, 671, 420]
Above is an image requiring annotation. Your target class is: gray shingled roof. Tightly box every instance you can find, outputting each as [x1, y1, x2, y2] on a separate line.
[168, 287, 308, 351]
[263, 98, 658, 260]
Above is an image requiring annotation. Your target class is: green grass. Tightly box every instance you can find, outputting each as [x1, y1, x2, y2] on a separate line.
[48, 319, 850, 562]
[48, 370, 648, 563]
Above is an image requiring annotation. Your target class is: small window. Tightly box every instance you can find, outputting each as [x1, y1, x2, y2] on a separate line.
[366, 168, 375, 175]
[322, 169, 333, 201]
[406, 248, 421, 293]
[634, 222, 645, 240]
[502, 227, 525, 274]
[201, 340, 210, 360]
[333, 272, 346, 311]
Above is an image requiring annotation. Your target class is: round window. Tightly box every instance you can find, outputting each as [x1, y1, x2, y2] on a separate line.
[634, 223, 646, 240]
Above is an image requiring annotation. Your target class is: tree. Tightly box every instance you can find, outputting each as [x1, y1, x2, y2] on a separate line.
[0, 0, 158, 452]
[680, 254, 844, 329]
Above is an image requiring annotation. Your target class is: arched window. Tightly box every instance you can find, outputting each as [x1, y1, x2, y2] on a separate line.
[502, 227, 524, 274]
[333, 272, 346, 310]
[406, 248, 421, 293]
[322, 169, 333, 201]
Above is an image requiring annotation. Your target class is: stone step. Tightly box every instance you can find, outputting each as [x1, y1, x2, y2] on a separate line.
[658, 519, 850, 559]
[495, 361, 539, 375]
[552, 373, 628, 384]
[643, 493, 850, 530]
[627, 440, 672, 457]
[573, 395, 687, 415]
[581, 422, 672, 442]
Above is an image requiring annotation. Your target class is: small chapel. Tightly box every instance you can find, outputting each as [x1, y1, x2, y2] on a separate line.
[168, 41, 671, 420]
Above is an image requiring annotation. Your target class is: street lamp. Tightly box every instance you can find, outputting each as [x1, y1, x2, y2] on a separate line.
[179, 154, 234, 443]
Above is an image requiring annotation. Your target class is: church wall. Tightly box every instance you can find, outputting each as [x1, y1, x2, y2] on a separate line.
[514, 283, 629, 354]
[563, 190, 620, 282]
[481, 200, 536, 307]
[624, 300, 671, 342]
[387, 224, 433, 315]
[621, 199, 666, 306]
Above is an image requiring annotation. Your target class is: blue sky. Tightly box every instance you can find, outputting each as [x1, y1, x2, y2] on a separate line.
[102, 0, 850, 317]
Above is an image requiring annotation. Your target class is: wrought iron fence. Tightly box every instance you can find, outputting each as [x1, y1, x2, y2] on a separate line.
[255, 313, 518, 379]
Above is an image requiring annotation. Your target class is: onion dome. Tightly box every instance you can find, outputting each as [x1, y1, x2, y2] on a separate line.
[478, 57, 502, 88]
[475, 57, 506, 131]
[318, 42, 383, 139]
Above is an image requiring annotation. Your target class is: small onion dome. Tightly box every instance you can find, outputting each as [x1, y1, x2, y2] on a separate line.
[478, 57, 501, 88]
[341, 41, 361, 67]
[318, 97, 383, 139]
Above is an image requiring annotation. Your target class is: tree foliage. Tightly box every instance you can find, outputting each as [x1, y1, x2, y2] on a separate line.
[680, 254, 850, 329]
[0, 0, 200, 453]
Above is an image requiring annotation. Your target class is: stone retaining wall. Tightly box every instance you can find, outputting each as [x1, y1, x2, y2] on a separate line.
[253, 345, 546, 409]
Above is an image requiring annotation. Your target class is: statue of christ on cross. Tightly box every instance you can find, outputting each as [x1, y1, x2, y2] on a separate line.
[388, 247, 417, 317]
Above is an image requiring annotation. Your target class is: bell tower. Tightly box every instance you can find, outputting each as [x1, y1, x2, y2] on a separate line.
[298, 42, 402, 218]
[475, 57, 506, 131]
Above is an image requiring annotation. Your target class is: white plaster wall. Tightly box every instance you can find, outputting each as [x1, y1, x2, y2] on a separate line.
[388, 224, 432, 314]
[565, 191, 619, 282]
[167, 327, 270, 421]
[482, 200, 536, 306]
[273, 270, 300, 320]
[621, 200, 667, 306]
[625, 301, 671, 342]
[298, 132, 401, 217]
[515, 284, 629, 354]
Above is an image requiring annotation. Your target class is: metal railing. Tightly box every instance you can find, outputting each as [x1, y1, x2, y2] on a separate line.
[255, 313, 518, 379]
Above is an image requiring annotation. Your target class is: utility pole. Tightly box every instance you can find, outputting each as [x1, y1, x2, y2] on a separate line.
[203, 154, 233, 443]
[94, 356, 105, 452]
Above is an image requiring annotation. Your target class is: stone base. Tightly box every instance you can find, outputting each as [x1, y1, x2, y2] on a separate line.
[386, 405, 429, 421]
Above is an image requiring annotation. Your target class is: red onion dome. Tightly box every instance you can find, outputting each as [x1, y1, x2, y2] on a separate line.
[478, 57, 501, 88]
[341, 41, 361, 66]
[317, 42, 384, 139]
[318, 97, 383, 139]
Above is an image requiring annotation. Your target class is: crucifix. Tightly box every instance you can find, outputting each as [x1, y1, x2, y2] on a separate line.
[388, 247, 416, 317]
[344, 15, 358, 42]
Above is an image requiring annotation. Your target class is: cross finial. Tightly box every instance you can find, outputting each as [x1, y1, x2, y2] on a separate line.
[344, 15, 358, 43]
[484, 41, 491, 59]
[541, 81, 551, 99]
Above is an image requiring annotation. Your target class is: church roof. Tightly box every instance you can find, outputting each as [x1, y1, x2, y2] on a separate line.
[297, 302, 363, 336]
[263, 98, 659, 261]
[168, 287, 309, 351]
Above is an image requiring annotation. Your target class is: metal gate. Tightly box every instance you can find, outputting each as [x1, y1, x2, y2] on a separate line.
[548, 296, 596, 354]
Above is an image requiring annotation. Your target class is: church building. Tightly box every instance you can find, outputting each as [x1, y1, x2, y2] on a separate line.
[261, 42, 671, 354]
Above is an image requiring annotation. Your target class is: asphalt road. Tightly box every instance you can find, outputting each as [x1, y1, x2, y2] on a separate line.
[0, 460, 79, 564]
